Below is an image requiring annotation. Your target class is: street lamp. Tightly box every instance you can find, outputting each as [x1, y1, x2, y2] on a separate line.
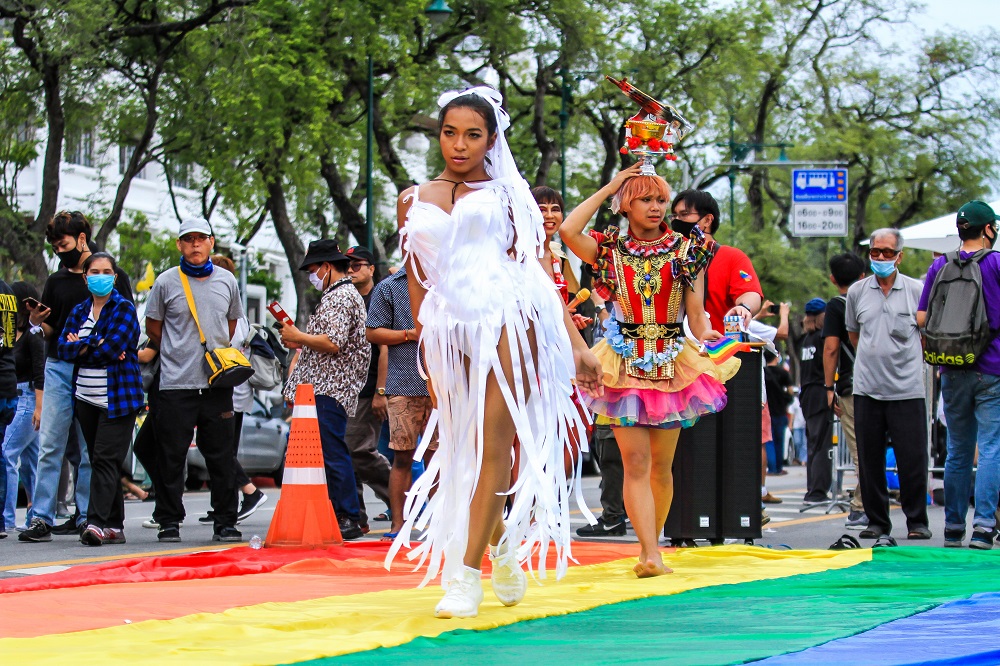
[366, 0, 453, 252]
[425, 0, 453, 24]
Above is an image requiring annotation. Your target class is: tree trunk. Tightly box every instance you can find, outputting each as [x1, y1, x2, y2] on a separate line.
[96, 89, 160, 248]
[530, 58, 558, 187]
[27, 61, 66, 282]
[263, 175, 310, 326]
[748, 168, 766, 231]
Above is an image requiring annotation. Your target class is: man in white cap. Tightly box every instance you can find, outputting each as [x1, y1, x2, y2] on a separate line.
[145, 218, 245, 544]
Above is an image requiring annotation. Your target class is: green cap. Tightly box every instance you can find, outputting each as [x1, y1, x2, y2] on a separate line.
[956, 200, 999, 228]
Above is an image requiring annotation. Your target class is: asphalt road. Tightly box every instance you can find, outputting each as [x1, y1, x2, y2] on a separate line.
[0, 464, 950, 579]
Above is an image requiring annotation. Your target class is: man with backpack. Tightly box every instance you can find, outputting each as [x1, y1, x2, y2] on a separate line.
[846, 228, 929, 546]
[918, 201, 1000, 549]
[822, 253, 868, 530]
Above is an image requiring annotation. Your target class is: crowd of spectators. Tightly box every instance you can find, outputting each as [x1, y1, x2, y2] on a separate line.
[2, 198, 998, 552]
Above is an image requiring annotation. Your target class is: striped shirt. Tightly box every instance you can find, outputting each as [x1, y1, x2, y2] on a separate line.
[57, 290, 143, 419]
[75, 309, 109, 409]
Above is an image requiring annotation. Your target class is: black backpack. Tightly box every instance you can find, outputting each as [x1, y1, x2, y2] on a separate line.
[923, 250, 995, 367]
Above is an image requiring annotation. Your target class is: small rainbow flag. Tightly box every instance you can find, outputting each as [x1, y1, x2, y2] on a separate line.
[701, 336, 751, 364]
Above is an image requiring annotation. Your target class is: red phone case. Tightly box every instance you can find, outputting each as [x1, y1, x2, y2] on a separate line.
[267, 301, 293, 325]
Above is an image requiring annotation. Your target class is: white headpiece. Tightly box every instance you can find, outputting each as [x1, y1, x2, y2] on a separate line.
[437, 87, 545, 261]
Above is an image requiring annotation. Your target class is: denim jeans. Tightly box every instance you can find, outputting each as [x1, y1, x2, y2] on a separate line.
[792, 427, 807, 463]
[3, 383, 39, 529]
[0, 395, 17, 529]
[31, 358, 90, 527]
[942, 370, 1000, 531]
[767, 414, 789, 473]
[315, 395, 361, 521]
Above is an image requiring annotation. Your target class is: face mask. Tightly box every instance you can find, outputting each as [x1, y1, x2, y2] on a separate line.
[308, 267, 328, 291]
[869, 259, 897, 279]
[671, 220, 698, 237]
[56, 246, 83, 270]
[86, 274, 115, 297]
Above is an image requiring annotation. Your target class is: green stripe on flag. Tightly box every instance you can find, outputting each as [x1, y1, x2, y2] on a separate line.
[302, 549, 1000, 665]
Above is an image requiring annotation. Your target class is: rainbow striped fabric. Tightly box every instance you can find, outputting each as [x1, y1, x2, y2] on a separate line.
[2, 543, 999, 664]
[701, 336, 752, 364]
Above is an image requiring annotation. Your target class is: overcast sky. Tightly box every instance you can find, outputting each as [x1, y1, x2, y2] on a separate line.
[915, 0, 1000, 32]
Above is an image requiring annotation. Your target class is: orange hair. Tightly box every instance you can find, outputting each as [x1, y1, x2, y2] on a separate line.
[611, 175, 671, 216]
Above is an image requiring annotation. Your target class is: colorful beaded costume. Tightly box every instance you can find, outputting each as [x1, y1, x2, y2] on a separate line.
[586, 224, 740, 428]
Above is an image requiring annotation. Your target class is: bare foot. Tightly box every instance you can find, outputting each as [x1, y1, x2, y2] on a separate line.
[633, 557, 672, 578]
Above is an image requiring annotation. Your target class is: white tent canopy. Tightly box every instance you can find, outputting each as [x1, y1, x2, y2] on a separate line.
[892, 200, 1000, 253]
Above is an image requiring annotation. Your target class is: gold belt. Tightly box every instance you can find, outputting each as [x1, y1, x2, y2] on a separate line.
[617, 321, 683, 340]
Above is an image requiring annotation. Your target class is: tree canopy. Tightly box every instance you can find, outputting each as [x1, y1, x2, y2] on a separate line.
[1, 0, 997, 318]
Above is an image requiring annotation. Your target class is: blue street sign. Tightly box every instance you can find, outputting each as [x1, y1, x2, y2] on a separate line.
[792, 169, 847, 203]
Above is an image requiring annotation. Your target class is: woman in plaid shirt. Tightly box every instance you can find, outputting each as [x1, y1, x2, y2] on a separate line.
[57, 252, 142, 546]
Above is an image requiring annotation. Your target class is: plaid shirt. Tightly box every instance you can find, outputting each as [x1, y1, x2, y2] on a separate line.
[57, 290, 143, 419]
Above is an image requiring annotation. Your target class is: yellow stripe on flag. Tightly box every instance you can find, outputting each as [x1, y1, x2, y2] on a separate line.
[0, 546, 869, 665]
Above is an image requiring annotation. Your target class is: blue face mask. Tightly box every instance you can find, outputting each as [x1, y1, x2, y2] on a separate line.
[869, 259, 897, 279]
[87, 274, 115, 297]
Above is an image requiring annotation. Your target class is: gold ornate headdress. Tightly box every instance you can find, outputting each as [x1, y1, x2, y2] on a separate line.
[606, 76, 693, 176]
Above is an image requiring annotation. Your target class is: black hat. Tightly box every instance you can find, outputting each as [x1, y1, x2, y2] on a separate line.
[345, 246, 376, 264]
[299, 240, 348, 271]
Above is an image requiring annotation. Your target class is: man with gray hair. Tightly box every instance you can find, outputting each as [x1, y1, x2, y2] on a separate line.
[845, 228, 929, 546]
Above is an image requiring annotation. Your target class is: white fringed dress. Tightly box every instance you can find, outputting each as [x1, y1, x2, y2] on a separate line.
[385, 180, 591, 587]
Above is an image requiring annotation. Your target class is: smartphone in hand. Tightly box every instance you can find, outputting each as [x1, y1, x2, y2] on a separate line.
[267, 301, 293, 326]
[268, 301, 300, 349]
[23, 297, 48, 311]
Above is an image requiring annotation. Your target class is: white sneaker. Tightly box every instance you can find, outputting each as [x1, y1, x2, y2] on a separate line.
[434, 566, 484, 619]
[489, 543, 527, 607]
[143, 519, 182, 529]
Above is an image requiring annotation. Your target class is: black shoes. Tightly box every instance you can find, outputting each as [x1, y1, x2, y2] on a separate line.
[858, 526, 886, 540]
[51, 517, 83, 535]
[944, 528, 965, 548]
[970, 526, 998, 550]
[237, 490, 268, 523]
[576, 517, 627, 537]
[158, 525, 182, 542]
[18, 518, 53, 542]
[338, 517, 363, 541]
[213, 526, 243, 542]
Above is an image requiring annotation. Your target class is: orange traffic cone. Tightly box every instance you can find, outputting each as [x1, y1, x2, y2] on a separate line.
[265, 383, 343, 548]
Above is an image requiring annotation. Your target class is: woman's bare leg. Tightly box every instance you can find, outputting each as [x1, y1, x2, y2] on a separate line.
[613, 426, 668, 577]
[463, 326, 532, 570]
[648, 428, 680, 557]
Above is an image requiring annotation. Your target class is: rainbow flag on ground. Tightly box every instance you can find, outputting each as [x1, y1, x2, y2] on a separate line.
[1, 543, 999, 664]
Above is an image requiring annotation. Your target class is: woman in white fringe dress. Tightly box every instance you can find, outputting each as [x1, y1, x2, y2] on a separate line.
[385, 87, 603, 619]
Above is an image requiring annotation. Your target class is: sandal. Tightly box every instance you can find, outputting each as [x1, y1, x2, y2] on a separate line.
[380, 532, 398, 542]
[829, 534, 861, 550]
[873, 534, 898, 548]
[373, 511, 391, 522]
[907, 526, 932, 540]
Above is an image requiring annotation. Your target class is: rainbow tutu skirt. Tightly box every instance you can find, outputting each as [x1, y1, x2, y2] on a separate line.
[585, 339, 740, 429]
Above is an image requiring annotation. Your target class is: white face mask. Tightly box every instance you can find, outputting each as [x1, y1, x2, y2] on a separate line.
[308, 267, 328, 291]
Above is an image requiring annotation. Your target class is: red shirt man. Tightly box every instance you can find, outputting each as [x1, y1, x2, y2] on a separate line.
[669, 190, 763, 330]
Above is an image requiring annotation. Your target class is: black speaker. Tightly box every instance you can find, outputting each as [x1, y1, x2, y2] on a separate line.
[664, 412, 720, 541]
[665, 350, 763, 542]
[719, 351, 763, 538]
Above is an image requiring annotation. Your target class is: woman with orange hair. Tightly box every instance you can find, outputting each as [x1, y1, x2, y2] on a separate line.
[560, 163, 739, 577]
